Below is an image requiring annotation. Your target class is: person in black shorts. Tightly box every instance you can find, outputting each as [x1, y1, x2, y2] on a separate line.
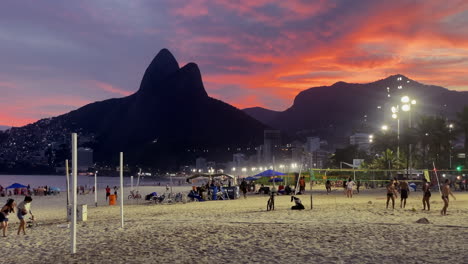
[386, 180, 398, 209]
[422, 178, 431, 210]
[399, 178, 409, 208]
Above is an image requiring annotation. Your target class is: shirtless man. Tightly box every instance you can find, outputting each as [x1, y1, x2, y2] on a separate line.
[422, 178, 431, 210]
[386, 180, 398, 209]
[399, 179, 409, 208]
[441, 179, 456, 215]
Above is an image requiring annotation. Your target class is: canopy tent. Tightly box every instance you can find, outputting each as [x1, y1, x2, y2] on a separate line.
[245, 176, 259, 181]
[5, 183, 27, 189]
[254, 169, 286, 177]
[186, 173, 235, 181]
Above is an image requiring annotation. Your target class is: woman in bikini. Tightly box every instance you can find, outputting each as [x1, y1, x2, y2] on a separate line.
[0, 198, 16, 237]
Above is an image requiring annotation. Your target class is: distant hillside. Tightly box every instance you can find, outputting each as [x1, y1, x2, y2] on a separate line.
[243, 75, 468, 147]
[0, 125, 11, 131]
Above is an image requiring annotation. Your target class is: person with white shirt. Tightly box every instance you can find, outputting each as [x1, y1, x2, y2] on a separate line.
[346, 178, 355, 198]
[17, 196, 33, 235]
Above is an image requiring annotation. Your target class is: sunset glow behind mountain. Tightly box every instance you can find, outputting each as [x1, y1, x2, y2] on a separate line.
[1, 0, 467, 126]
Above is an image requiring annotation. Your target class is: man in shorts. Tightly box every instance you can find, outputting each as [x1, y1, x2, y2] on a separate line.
[441, 179, 456, 215]
[386, 180, 398, 209]
[399, 178, 409, 208]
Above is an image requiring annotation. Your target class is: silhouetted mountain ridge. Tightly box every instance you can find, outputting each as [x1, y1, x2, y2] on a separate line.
[6, 49, 266, 169]
[243, 74, 468, 148]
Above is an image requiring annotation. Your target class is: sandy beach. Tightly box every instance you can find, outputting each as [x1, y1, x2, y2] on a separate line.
[1, 185, 467, 264]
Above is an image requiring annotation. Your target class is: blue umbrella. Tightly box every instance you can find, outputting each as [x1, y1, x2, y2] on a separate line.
[254, 169, 286, 177]
[268, 178, 284, 182]
[5, 183, 28, 189]
[245, 176, 259, 181]
[49, 187, 61, 191]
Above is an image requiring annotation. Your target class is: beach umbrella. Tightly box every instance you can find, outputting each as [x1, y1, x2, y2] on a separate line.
[254, 169, 286, 177]
[268, 178, 284, 182]
[245, 176, 259, 181]
[49, 187, 61, 191]
[5, 183, 27, 189]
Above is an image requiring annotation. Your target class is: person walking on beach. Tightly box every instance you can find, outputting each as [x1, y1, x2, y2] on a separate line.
[346, 178, 355, 198]
[114, 186, 118, 200]
[0, 198, 15, 237]
[240, 179, 247, 199]
[422, 178, 431, 210]
[441, 179, 456, 216]
[17, 196, 33, 235]
[399, 178, 409, 208]
[105, 186, 111, 201]
[325, 180, 331, 194]
[386, 181, 398, 209]
[343, 180, 347, 196]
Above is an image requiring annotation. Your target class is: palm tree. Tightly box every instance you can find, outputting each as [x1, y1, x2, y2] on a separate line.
[456, 106, 468, 167]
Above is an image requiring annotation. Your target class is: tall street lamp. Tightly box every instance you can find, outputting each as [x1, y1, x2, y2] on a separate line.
[401, 96, 416, 178]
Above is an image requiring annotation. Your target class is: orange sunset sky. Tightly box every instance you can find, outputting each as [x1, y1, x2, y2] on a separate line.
[1, 0, 467, 127]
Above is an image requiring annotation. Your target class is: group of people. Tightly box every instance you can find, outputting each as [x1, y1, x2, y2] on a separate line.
[385, 178, 456, 215]
[0, 196, 34, 237]
[105, 186, 119, 200]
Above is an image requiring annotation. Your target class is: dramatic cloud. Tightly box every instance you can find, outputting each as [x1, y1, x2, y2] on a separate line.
[1, 0, 467, 126]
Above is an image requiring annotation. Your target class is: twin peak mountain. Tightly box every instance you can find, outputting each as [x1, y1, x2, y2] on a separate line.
[57, 49, 266, 167]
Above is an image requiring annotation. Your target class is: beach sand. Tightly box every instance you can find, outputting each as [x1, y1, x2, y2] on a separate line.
[1, 185, 467, 264]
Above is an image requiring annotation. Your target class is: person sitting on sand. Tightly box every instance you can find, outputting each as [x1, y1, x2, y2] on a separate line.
[399, 179, 409, 209]
[291, 196, 305, 210]
[0, 198, 16, 237]
[386, 181, 398, 209]
[422, 178, 431, 211]
[441, 179, 456, 216]
[17, 196, 34, 235]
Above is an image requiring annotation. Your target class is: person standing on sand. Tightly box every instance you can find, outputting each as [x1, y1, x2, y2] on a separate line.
[325, 180, 331, 194]
[399, 179, 409, 208]
[356, 180, 361, 193]
[114, 186, 118, 200]
[441, 179, 456, 216]
[17, 196, 33, 235]
[0, 198, 15, 237]
[386, 181, 398, 209]
[105, 186, 111, 201]
[346, 178, 355, 198]
[422, 178, 431, 210]
[343, 180, 347, 196]
[240, 179, 247, 199]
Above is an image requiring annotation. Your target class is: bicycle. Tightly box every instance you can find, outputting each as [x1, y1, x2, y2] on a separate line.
[128, 190, 142, 200]
[267, 191, 275, 211]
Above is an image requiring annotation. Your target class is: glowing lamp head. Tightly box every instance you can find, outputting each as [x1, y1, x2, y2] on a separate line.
[392, 113, 398, 119]
[381, 125, 388, 131]
[402, 104, 410, 112]
[401, 96, 410, 103]
[411, 100, 416, 105]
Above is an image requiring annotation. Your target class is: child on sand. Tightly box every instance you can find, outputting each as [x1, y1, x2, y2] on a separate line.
[17, 196, 34, 235]
[386, 181, 398, 209]
[422, 178, 431, 210]
[441, 179, 456, 216]
[0, 198, 16, 237]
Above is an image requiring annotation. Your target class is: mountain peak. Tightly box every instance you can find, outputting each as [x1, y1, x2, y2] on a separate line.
[138, 48, 180, 95]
